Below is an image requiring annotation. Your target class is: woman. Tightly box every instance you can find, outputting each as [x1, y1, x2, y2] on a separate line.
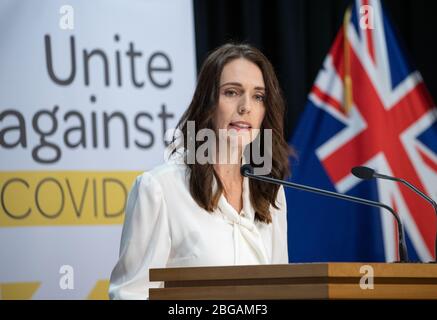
[109, 43, 290, 300]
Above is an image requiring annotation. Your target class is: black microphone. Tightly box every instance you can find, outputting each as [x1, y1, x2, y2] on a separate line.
[352, 165, 437, 262]
[241, 164, 409, 262]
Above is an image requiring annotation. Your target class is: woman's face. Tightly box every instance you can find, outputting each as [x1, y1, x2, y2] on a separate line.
[213, 58, 266, 149]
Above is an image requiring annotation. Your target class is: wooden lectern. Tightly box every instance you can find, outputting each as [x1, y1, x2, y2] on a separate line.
[149, 263, 437, 299]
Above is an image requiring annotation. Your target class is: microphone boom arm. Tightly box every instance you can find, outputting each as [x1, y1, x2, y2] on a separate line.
[377, 173, 437, 210]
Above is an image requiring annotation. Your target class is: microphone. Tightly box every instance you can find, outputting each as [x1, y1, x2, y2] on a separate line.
[241, 164, 409, 262]
[352, 165, 437, 262]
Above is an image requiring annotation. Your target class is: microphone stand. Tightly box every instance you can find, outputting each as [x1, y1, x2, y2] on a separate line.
[241, 165, 409, 262]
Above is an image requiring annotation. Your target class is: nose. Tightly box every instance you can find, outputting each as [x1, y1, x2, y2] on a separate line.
[238, 93, 251, 114]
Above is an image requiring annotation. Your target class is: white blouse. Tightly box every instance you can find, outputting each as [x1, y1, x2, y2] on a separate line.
[108, 157, 288, 300]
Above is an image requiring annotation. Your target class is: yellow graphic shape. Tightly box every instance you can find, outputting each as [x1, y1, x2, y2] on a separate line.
[0, 282, 40, 300]
[87, 279, 110, 300]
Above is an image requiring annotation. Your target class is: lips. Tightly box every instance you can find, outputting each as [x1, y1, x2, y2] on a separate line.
[229, 121, 252, 130]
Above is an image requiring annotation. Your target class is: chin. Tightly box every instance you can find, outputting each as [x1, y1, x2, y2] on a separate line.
[227, 135, 253, 147]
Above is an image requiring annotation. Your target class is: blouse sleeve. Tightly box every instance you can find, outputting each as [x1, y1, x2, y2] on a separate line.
[109, 172, 171, 300]
[271, 185, 289, 264]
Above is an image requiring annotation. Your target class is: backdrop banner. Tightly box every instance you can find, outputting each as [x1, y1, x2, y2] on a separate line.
[0, 0, 196, 299]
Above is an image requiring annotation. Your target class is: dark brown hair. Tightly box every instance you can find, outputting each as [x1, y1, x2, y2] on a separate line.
[171, 43, 290, 223]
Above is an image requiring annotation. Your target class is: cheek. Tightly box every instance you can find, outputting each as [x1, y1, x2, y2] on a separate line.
[213, 104, 230, 130]
[256, 106, 266, 127]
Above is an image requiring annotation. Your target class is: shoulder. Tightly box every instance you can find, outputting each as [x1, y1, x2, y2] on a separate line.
[135, 159, 189, 194]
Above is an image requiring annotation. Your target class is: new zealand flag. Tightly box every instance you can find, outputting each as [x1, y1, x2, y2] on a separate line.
[287, 0, 437, 262]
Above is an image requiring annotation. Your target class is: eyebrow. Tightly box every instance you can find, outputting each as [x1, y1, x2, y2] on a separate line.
[219, 82, 265, 91]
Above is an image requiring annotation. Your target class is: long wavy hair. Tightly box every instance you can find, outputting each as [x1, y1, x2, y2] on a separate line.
[171, 43, 290, 223]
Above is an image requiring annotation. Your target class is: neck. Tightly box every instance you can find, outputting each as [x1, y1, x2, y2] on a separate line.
[213, 144, 244, 184]
[214, 162, 242, 181]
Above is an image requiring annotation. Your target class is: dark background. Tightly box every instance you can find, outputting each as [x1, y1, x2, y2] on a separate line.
[193, 0, 437, 139]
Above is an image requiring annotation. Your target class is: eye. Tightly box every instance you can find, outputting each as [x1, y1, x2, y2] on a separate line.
[254, 94, 265, 102]
[224, 89, 238, 97]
